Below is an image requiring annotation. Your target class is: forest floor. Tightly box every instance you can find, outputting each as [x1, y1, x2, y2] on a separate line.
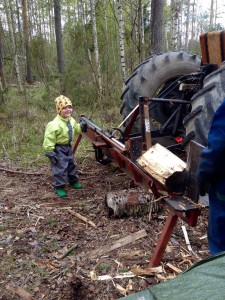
[0, 157, 209, 300]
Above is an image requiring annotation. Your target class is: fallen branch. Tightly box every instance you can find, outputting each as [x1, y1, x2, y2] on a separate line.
[1, 209, 24, 215]
[65, 208, 96, 228]
[0, 166, 46, 176]
[58, 243, 78, 260]
[90, 229, 147, 259]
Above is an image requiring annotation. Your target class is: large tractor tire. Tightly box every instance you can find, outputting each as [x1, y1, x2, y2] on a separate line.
[183, 63, 225, 146]
[121, 51, 201, 133]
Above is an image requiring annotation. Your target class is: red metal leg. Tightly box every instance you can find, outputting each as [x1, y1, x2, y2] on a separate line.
[73, 134, 82, 154]
[149, 213, 178, 267]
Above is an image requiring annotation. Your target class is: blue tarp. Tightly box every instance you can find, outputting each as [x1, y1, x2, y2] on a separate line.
[119, 252, 225, 300]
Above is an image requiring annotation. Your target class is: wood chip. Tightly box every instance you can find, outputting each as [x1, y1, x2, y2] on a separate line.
[131, 265, 163, 275]
[181, 225, 193, 252]
[166, 263, 182, 274]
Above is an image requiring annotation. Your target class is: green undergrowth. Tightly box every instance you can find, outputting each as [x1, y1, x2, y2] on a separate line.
[0, 84, 122, 168]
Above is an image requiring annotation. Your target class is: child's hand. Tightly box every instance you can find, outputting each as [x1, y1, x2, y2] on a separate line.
[45, 152, 58, 164]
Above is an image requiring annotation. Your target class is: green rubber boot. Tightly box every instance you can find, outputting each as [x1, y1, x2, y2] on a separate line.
[56, 189, 67, 198]
[70, 182, 83, 189]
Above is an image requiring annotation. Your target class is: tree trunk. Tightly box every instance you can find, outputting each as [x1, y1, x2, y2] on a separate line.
[140, 2, 145, 60]
[171, 0, 180, 51]
[53, 0, 65, 74]
[191, 0, 196, 42]
[185, 0, 190, 51]
[5, 0, 22, 91]
[0, 17, 6, 89]
[209, 0, 214, 29]
[22, 0, 33, 84]
[117, 0, 127, 81]
[150, 0, 164, 54]
[90, 0, 103, 94]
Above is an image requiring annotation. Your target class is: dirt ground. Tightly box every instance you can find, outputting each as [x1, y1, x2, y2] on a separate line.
[0, 157, 209, 300]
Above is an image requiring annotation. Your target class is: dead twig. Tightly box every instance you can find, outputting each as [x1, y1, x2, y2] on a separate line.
[0, 166, 47, 176]
[58, 243, 78, 260]
[0, 209, 24, 215]
[64, 208, 97, 228]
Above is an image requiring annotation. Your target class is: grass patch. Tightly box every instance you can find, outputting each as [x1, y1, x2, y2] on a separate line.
[0, 225, 7, 232]
[97, 263, 111, 272]
[46, 217, 58, 228]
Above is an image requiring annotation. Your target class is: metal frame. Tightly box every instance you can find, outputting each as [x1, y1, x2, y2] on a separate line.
[73, 97, 202, 266]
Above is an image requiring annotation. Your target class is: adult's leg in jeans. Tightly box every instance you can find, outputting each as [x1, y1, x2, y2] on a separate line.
[208, 184, 225, 255]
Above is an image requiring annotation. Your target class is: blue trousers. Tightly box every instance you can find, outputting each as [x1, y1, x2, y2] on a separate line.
[50, 144, 79, 189]
[208, 179, 225, 255]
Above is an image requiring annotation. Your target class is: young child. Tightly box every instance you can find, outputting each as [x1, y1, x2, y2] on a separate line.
[43, 95, 87, 198]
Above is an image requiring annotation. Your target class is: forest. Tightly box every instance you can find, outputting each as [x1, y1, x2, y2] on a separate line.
[0, 0, 224, 163]
[0, 1, 223, 299]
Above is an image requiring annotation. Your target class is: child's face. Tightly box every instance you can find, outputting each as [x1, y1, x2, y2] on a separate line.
[60, 105, 73, 118]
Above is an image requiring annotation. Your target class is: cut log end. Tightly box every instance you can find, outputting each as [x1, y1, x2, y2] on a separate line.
[105, 189, 161, 217]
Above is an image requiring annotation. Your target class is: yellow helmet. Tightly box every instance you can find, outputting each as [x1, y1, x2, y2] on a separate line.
[55, 95, 72, 114]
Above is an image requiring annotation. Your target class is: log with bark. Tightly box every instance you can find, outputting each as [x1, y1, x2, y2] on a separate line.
[137, 143, 187, 193]
[105, 189, 160, 217]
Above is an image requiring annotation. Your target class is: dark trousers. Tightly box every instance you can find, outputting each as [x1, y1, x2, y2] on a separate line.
[50, 145, 79, 189]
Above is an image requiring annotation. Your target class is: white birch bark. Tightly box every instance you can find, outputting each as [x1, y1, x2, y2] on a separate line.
[140, 2, 145, 60]
[90, 0, 103, 94]
[5, 0, 22, 90]
[209, 0, 214, 29]
[191, 0, 196, 42]
[214, 0, 218, 26]
[185, 0, 190, 51]
[171, 0, 180, 51]
[117, 0, 127, 81]
[103, 0, 109, 44]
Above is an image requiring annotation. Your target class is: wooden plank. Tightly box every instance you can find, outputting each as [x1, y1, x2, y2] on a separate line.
[90, 229, 147, 259]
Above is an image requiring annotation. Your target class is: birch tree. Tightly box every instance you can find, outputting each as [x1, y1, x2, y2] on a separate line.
[191, 0, 196, 42]
[117, 0, 127, 81]
[5, 0, 22, 91]
[184, 0, 190, 51]
[0, 17, 6, 90]
[171, 0, 180, 50]
[22, 0, 33, 83]
[90, 0, 103, 94]
[209, 0, 214, 29]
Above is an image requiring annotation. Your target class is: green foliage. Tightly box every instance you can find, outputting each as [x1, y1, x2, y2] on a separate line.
[0, 86, 54, 166]
[29, 36, 57, 81]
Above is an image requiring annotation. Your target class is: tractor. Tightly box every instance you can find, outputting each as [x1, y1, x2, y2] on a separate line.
[120, 30, 225, 149]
